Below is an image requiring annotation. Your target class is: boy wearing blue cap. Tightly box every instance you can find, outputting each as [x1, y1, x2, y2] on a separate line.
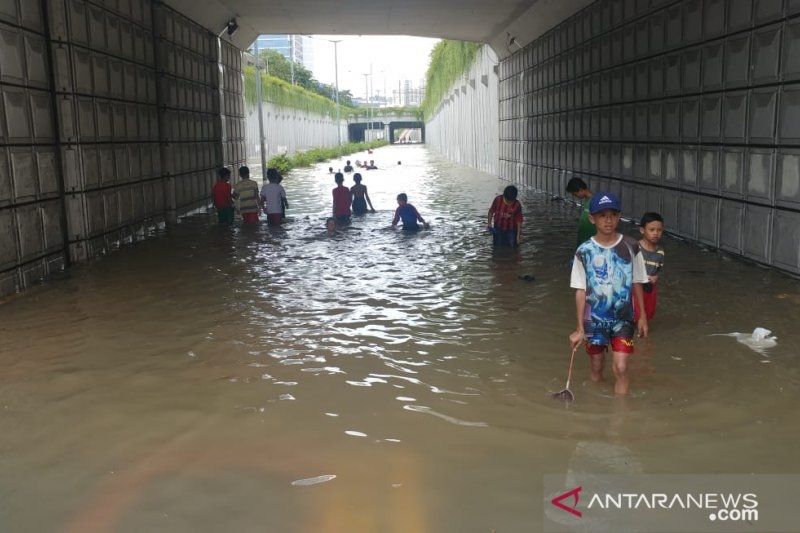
[568, 192, 649, 396]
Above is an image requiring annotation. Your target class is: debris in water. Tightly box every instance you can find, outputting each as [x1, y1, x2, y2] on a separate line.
[291, 474, 336, 486]
[712, 327, 777, 355]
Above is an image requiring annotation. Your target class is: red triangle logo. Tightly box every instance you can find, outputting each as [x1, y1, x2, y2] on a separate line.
[551, 486, 582, 518]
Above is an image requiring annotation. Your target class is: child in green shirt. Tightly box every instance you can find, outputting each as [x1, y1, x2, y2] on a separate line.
[566, 177, 595, 248]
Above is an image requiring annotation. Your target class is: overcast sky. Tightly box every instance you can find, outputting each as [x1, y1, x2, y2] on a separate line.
[308, 35, 439, 100]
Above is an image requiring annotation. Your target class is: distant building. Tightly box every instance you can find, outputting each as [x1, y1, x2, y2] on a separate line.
[398, 79, 425, 106]
[250, 35, 314, 72]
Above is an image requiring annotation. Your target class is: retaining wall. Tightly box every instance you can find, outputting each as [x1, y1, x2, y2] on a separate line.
[245, 102, 346, 161]
[425, 46, 500, 175]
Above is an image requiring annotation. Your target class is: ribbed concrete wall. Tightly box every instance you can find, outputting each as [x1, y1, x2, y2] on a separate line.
[245, 102, 346, 160]
[155, 3, 220, 222]
[0, 0, 246, 298]
[425, 46, 500, 175]
[0, 1, 64, 296]
[219, 39, 246, 174]
[499, 0, 800, 274]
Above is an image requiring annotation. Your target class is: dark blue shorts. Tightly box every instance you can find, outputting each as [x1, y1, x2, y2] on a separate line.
[352, 197, 368, 215]
[492, 228, 518, 247]
[584, 319, 635, 354]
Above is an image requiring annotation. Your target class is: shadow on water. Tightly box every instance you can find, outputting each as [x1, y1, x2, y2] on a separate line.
[1, 145, 800, 531]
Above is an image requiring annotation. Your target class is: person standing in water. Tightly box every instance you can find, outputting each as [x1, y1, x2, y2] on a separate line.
[332, 172, 352, 224]
[487, 185, 523, 247]
[260, 168, 288, 225]
[566, 177, 595, 248]
[392, 193, 429, 231]
[212, 167, 234, 225]
[634, 212, 665, 324]
[351, 173, 376, 215]
[569, 192, 648, 396]
[233, 166, 261, 224]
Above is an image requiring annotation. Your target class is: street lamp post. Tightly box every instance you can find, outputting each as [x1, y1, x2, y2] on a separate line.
[362, 72, 370, 141]
[369, 63, 373, 132]
[308, 35, 343, 145]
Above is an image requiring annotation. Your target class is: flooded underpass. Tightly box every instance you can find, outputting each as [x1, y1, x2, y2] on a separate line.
[2, 144, 800, 532]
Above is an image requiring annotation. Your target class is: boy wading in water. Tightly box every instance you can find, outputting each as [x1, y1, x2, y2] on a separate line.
[392, 193, 429, 231]
[487, 185, 523, 247]
[260, 168, 288, 225]
[635, 212, 665, 324]
[350, 173, 376, 215]
[233, 166, 261, 224]
[212, 167, 234, 224]
[566, 177, 595, 248]
[332, 172, 353, 224]
[569, 193, 649, 396]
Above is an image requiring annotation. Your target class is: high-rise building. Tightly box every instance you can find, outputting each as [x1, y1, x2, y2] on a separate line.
[250, 35, 314, 72]
[399, 79, 425, 106]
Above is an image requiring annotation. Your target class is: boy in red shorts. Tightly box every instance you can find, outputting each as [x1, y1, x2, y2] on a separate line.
[233, 166, 261, 224]
[568, 192, 649, 395]
[634, 212, 665, 324]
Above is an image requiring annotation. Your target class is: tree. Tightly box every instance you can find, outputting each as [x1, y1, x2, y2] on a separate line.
[258, 49, 292, 81]
[256, 49, 353, 108]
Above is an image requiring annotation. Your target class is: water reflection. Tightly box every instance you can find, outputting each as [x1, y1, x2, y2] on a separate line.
[1, 145, 799, 531]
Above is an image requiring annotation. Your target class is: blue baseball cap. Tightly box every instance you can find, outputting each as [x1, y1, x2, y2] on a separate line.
[589, 192, 621, 214]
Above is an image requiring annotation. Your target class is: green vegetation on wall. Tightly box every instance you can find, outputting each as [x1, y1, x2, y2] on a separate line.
[421, 40, 482, 120]
[243, 66, 355, 118]
[267, 140, 389, 175]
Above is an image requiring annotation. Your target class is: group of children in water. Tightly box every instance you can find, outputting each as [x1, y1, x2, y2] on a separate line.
[481, 177, 665, 395]
[213, 162, 664, 396]
[211, 158, 429, 235]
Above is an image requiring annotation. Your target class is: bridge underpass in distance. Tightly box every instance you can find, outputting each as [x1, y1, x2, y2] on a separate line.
[346, 112, 425, 144]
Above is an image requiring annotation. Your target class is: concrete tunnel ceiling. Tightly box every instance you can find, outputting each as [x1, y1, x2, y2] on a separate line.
[161, 0, 594, 59]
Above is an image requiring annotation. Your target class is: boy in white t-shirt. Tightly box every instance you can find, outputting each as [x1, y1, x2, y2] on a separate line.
[568, 192, 649, 396]
[260, 168, 288, 225]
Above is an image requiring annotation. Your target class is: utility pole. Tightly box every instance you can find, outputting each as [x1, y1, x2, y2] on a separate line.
[362, 72, 369, 142]
[253, 38, 267, 179]
[332, 39, 341, 145]
[290, 35, 295, 85]
[369, 63, 373, 129]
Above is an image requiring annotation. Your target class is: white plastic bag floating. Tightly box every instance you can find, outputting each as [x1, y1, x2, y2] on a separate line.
[713, 327, 778, 355]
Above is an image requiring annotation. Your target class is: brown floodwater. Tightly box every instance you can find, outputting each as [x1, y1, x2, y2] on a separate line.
[1, 145, 799, 532]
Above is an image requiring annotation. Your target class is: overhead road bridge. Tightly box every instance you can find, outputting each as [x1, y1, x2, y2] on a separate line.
[346, 112, 425, 144]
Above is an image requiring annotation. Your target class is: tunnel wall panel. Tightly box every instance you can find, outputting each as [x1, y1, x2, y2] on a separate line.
[0, 1, 65, 294]
[154, 2, 220, 218]
[499, 0, 800, 273]
[219, 39, 245, 186]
